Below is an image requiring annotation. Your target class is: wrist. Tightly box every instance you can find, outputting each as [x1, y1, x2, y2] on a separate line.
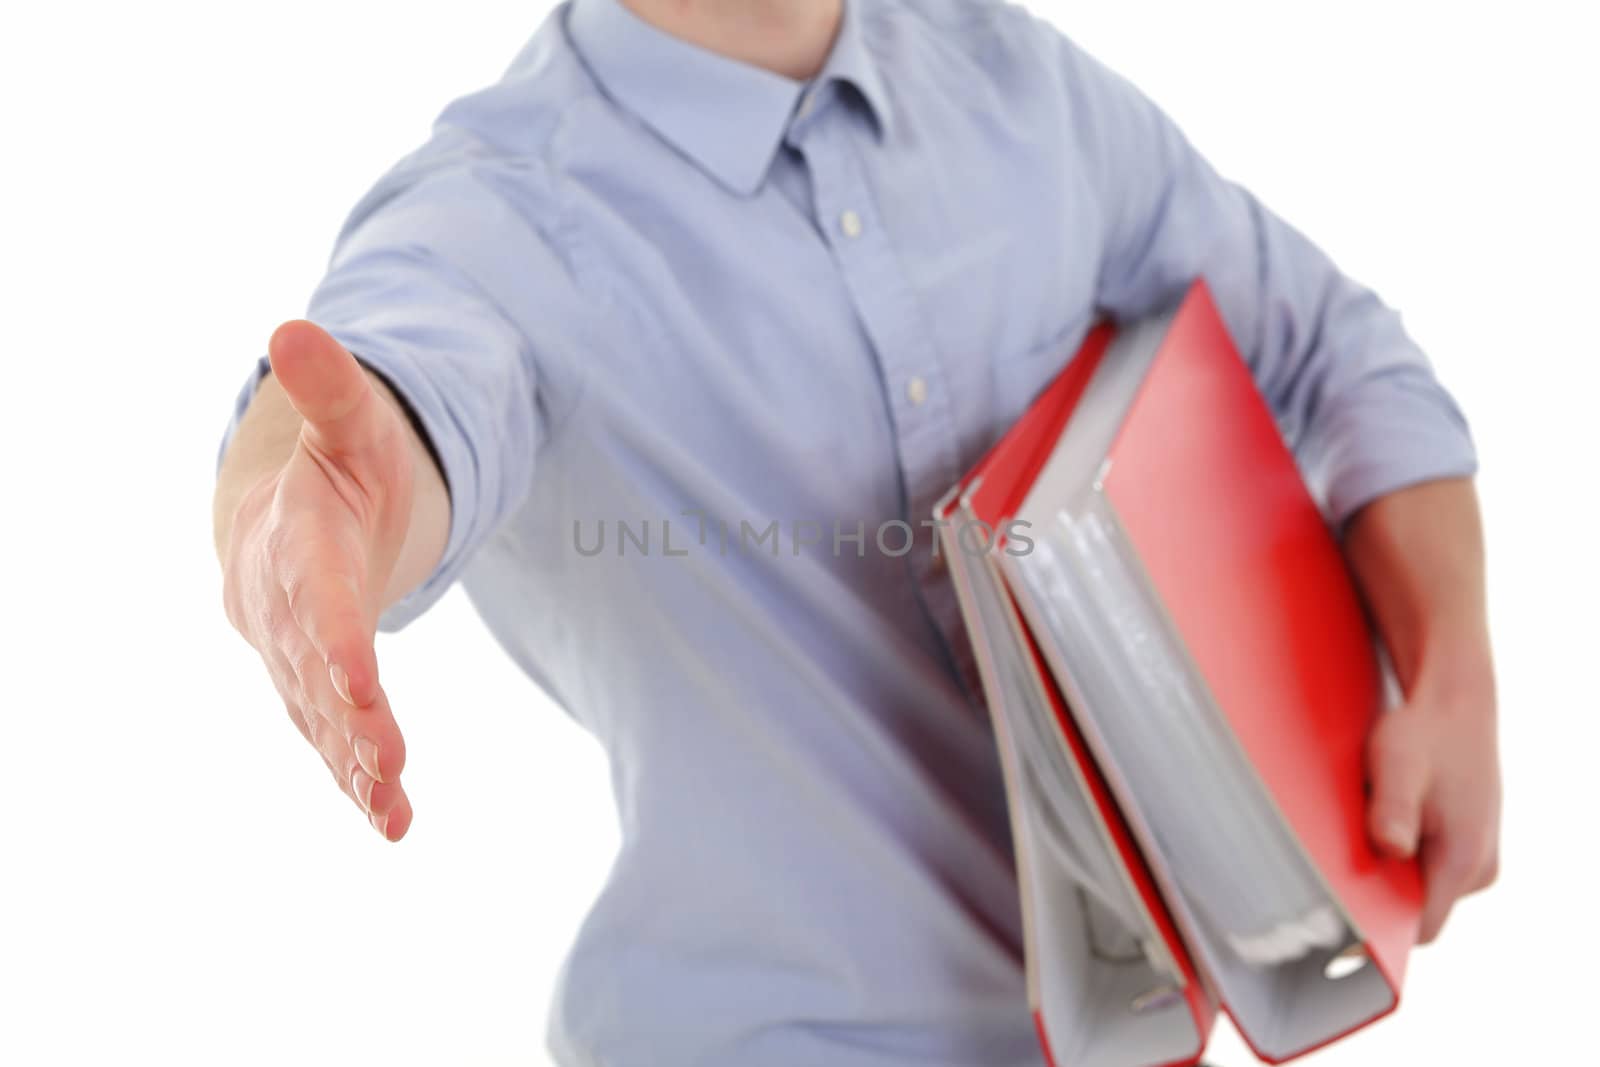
[1411, 623, 1496, 719]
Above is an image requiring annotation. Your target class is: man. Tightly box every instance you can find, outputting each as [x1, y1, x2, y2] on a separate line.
[212, 0, 1501, 1063]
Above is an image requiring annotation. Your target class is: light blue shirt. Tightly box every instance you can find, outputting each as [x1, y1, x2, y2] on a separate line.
[220, 0, 1476, 1063]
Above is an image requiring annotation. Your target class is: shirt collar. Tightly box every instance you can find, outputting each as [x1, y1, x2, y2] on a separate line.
[566, 0, 892, 196]
[817, 0, 893, 137]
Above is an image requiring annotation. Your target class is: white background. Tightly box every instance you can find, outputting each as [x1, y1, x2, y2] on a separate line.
[2, 1, 1595, 1063]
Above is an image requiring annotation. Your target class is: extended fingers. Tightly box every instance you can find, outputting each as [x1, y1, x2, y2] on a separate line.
[281, 563, 379, 709]
[264, 639, 408, 836]
[284, 634, 407, 784]
[303, 692, 411, 831]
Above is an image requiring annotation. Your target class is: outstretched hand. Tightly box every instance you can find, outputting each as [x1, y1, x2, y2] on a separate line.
[220, 321, 419, 839]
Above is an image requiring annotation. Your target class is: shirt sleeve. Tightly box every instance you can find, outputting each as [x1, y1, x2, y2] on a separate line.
[1052, 32, 1478, 526]
[216, 157, 561, 632]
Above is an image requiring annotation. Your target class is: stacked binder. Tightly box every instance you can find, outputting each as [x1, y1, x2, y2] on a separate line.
[936, 281, 1424, 1065]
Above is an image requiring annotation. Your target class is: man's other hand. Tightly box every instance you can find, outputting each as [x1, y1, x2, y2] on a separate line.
[1366, 669, 1500, 944]
[1348, 479, 1501, 945]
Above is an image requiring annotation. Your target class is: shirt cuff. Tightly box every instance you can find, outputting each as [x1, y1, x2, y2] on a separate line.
[1304, 368, 1480, 529]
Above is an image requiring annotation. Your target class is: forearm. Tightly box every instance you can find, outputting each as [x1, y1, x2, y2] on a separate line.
[212, 370, 451, 615]
[1342, 477, 1493, 705]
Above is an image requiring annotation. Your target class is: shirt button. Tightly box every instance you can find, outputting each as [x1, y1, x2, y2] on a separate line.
[906, 376, 928, 405]
[839, 209, 863, 239]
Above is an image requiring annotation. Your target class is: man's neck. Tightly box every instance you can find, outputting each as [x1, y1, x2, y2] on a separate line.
[621, 0, 844, 81]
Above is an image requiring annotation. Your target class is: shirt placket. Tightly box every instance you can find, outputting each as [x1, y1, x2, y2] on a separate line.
[791, 112, 985, 705]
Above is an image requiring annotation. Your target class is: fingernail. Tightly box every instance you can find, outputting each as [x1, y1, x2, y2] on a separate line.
[369, 809, 389, 839]
[350, 767, 372, 812]
[353, 735, 382, 782]
[1380, 820, 1417, 857]
[329, 663, 354, 705]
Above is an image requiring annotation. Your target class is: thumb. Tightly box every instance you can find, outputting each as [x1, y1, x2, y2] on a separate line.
[267, 319, 383, 457]
[1366, 710, 1431, 860]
